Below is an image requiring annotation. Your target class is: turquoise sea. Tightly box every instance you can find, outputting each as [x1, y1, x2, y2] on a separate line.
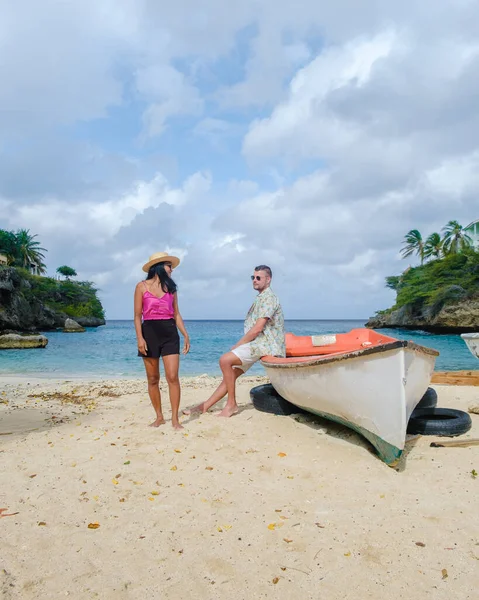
[0, 320, 476, 379]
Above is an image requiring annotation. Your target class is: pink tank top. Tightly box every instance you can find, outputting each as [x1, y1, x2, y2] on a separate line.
[142, 284, 175, 320]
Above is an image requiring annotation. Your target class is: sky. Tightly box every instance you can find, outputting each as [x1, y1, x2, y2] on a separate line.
[1, 0, 478, 320]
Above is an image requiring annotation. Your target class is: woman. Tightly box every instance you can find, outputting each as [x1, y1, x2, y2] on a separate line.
[134, 251, 190, 429]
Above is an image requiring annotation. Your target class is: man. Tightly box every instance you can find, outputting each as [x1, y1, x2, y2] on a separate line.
[185, 265, 285, 417]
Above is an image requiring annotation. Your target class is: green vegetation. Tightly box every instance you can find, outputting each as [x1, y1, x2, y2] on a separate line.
[401, 229, 426, 264]
[17, 268, 105, 320]
[56, 265, 77, 279]
[400, 220, 472, 264]
[0, 228, 47, 274]
[0, 228, 104, 321]
[384, 220, 478, 316]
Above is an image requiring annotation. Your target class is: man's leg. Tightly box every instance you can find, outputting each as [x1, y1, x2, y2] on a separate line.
[217, 352, 243, 417]
[204, 366, 243, 412]
[183, 353, 243, 415]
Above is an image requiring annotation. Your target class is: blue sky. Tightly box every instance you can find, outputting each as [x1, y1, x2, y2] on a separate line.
[1, 0, 478, 320]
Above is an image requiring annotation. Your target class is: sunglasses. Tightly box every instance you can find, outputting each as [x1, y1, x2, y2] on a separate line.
[251, 275, 261, 281]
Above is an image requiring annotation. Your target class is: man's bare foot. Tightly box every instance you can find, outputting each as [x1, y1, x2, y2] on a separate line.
[182, 404, 204, 416]
[217, 405, 238, 418]
[172, 421, 184, 430]
[149, 415, 166, 427]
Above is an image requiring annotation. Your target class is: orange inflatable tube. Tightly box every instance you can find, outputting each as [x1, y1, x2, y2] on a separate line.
[285, 329, 398, 357]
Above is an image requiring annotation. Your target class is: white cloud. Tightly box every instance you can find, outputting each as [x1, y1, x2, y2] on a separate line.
[2, 0, 479, 321]
[0, 0, 126, 134]
[425, 152, 479, 200]
[211, 233, 246, 253]
[137, 65, 204, 138]
[217, 27, 312, 109]
[8, 171, 212, 257]
[193, 118, 240, 150]
[243, 31, 397, 162]
[227, 179, 260, 196]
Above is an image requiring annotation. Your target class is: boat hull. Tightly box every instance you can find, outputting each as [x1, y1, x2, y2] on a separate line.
[261, 341, 437, 466]
[461, 333, 479, 359]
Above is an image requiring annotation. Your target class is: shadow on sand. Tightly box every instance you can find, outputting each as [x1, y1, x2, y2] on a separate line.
[0, 407, 93, 439]
[181, 398, 422, 470]
[286, 411, 421, 471]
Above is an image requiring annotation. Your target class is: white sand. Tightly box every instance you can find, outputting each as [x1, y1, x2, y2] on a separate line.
[1, 376, 478, 599]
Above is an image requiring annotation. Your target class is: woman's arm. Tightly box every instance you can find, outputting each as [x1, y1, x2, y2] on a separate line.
[173, 293, 190, 354]
[134, 282, 147, 355]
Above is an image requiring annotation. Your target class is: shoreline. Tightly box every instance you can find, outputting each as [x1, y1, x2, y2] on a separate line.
[0, 374, 264, 384]
[1, 370, 478, 386]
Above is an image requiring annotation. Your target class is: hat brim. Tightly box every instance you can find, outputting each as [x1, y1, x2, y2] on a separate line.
[142, 255, 180, 272]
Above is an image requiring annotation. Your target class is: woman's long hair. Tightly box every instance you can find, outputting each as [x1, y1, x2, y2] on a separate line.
[146, 262, 177, 294]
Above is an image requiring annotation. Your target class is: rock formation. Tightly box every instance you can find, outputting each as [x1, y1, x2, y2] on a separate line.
[0, 267, 105, 334]
[366, 299, 479, 333]
[63, 318, 86, 333]
[0, 333, 48, 349]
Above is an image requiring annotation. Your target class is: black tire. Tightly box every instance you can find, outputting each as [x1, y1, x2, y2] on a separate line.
[250, 384, 303, 416]
[407, 408, 472, 437]
[415, 387, 438, 410]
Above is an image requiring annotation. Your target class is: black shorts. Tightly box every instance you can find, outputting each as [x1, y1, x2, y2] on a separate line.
[139, 319, 180, 358]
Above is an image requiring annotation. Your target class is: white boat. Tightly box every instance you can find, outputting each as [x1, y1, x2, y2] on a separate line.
[261, 328, 439, 466]
[461, 333, 479, 359]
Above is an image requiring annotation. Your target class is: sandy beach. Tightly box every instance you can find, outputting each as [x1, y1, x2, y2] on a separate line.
[1, 375, 478, 600]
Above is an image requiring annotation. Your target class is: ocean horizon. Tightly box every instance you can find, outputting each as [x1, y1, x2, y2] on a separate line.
[0, 319, 477, 379]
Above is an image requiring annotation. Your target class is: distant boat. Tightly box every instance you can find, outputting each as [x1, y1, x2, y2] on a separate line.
[461, 333, 479, 359]
[261, 329, 439, 466]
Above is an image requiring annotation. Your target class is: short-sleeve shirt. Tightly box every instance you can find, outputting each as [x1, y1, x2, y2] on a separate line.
[244, 287, 285, 359]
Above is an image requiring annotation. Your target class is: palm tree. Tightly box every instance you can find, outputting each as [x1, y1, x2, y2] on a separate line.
[0, 229, 18, 264]
[441, 221, 473, 255]
[423, 232, 443, 260]
[14, 229, 47, 274]
[401, 230, 425, 264]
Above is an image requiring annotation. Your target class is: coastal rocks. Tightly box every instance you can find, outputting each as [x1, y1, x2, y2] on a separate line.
[0, 267, 59, 331]
[0, 333, 48, 349]
[366, 299, 479, 333]
[74, 316, 105, 328]
[0, 267, 56, 332]
[63, 318, 85, 333]
[0, 267, 105, 333]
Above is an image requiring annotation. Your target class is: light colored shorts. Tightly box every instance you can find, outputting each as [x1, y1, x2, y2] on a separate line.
[231, 342, 259, 373]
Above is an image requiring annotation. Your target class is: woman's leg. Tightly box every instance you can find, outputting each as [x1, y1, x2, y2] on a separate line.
[142, 357, 164, 427]
[162, 353, 183, 430]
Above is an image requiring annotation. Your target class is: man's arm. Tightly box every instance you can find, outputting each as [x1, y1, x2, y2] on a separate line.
[231, 318, 268, 350]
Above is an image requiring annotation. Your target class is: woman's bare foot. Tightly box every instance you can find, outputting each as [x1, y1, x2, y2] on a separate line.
[182, 404, 204, 416]
[217, 404, 238, 418]
[172, 421, 184, 430]
[149, 415, 166, 427]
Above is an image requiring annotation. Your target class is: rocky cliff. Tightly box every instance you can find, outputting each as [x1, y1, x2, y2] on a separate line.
[0, 267, 105, 333]
[366, 299, 479, 333]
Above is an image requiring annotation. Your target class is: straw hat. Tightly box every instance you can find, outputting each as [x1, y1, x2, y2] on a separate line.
[142, 251, 180, 272]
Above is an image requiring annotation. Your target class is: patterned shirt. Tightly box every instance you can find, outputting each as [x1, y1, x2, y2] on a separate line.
[245, 287, 285, 359]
